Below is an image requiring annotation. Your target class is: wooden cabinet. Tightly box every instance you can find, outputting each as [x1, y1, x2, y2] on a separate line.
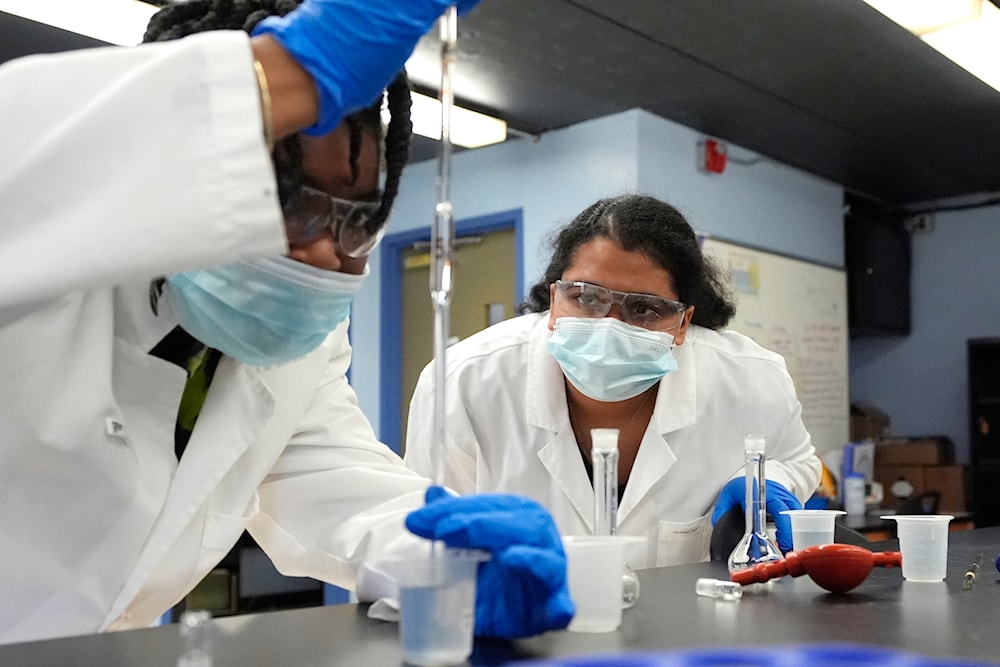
[968, 338, 1000, 527]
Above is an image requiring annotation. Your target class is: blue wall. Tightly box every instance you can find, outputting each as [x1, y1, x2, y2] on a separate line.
[347, 105, 999, 467]
[850, 204, 1000, 463]
[348, 108, 844, 435]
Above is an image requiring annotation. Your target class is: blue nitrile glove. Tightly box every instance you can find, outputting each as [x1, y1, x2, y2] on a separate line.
[711, 478, 802, 553]
[405, 486, 575, 639]
[253, 0, 484, 136]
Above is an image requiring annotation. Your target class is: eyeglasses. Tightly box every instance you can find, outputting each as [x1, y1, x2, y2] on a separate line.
[282, 185, 384, 258]
[553, 280, 688, 331]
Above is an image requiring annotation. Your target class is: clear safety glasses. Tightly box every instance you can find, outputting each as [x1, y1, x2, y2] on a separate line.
[282, 185, 384, 258]
[554, 280, 688, 331]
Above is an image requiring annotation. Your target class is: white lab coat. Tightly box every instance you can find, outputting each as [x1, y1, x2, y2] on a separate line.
[0, 33, 427, 644]
[405, 313, 821, 570]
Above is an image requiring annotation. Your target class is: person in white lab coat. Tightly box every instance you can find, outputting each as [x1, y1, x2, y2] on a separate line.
[0, 0, 572, 646]
[405, 194, 822, 570]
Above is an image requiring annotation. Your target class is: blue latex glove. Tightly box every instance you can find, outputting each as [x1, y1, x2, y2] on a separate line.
[405, 486, 575, 639]
[711, 478, 803, 553]
[253, 0, 483, 135]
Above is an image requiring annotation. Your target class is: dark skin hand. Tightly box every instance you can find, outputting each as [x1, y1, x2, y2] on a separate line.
[250, 35, 320, 142]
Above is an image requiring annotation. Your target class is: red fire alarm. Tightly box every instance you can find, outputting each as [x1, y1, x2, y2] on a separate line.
[699, 139, 728, 174]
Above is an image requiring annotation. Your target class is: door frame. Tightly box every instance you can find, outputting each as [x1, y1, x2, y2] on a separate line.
[379, 208, 524, 453]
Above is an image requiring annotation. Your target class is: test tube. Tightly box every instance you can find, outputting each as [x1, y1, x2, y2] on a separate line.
[591, 428, 619, 536]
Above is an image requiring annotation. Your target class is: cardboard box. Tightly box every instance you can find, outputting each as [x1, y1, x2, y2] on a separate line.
[850, 403, 890, 442]
[875, 437, 955, 466]
[874, 463, 967, 512]
[925, 465, 967, 514]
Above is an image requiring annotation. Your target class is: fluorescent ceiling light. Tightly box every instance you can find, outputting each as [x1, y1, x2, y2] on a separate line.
[921, 3, 1000, 91]
[385, 91, 508, 149]
[0, 0, 158, 46]
[864, 0, 983, 34]
[864, 0, 1000, 92]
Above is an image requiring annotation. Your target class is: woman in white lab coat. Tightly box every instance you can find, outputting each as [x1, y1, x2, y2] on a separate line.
[405, 194, 822, 570]
[0, 0, 572, 646]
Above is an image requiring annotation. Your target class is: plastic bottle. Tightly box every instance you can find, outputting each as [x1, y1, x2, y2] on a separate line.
[844, 473, 867, 516]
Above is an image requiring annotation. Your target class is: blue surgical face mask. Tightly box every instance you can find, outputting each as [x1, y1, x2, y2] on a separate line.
[165, 256, 366, 367]
[546, 316, 680, 402]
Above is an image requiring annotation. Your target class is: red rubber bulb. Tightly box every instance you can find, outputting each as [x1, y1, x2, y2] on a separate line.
[730, 544, 902, 593]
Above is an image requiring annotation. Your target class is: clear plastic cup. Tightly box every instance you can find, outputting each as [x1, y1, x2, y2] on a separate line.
[780, 509, 846, 551]
[562, 535, 644, 633]
[380, 549, 489, 666]
[881, 514, 953, 582]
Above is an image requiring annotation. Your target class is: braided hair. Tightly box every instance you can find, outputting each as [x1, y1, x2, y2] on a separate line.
[520, 194, 737, 330]
[143, 0, 412, 234]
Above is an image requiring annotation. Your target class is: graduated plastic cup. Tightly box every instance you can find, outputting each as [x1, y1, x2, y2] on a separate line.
[780, 509, 846, 551]
[381, 549, 489, 666]
[881, 515, 953, 582]
[563, 535, 644, 633]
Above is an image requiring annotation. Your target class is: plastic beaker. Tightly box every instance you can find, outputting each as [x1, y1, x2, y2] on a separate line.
[381, 549, 489, 666]
[563, 535, 643, 633]
[780, 509, 846, 551]
[881, 514, 953, 582]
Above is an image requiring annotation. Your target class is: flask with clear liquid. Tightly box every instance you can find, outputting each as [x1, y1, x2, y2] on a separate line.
[727, 434, 783, 573]
[591, 428, 640, 608]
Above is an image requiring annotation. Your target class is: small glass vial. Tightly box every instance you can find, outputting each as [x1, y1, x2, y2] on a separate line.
[696, 578, 743, 601]
[177, 609, 213, 667]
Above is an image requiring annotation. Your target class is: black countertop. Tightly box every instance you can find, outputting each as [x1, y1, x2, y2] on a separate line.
[2, 528, 999, 666]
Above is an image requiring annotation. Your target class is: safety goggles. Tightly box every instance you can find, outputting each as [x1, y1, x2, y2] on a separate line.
[282, 185, 384, 258]
[553, 280, 688, 331]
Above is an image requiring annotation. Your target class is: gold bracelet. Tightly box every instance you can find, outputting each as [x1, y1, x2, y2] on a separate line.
[253, 59, 274, 152]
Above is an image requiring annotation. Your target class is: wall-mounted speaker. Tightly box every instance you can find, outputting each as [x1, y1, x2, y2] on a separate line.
[845, 194, 912, 337]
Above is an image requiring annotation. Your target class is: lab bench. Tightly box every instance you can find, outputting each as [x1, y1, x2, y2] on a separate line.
[3, 527, 1000, 666]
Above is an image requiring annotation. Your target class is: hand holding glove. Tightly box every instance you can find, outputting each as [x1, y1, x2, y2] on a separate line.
[253, 0, 484, 135]
[711, 478, 803, 553]
[405, 486, 574, 639]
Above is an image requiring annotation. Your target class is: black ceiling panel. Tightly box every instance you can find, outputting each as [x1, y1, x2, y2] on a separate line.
[5, 2, 1000, 206]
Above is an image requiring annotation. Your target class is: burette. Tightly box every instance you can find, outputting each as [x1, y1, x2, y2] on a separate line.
[428, 5, 458, 495]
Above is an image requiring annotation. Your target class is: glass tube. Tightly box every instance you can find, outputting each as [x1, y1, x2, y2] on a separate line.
[428, 5, 458, 491]
[727, 434, 783, 572]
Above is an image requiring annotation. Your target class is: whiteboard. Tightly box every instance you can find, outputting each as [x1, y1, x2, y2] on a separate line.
[700, 237, 849, 457]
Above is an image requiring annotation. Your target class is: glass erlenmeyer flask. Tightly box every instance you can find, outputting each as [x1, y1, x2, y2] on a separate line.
[727, 434, 783, 573]
[591, 428, 640, 608]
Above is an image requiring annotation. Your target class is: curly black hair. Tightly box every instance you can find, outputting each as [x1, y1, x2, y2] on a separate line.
[520, 194, 737, 330]
[143, 0, 412, 235]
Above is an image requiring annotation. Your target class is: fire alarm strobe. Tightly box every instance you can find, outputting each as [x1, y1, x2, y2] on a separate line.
[699, 138, 727, 174]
